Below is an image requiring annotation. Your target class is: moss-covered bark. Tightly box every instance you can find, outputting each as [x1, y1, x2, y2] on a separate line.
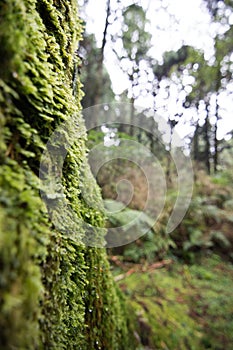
[0, 1, 135, 349]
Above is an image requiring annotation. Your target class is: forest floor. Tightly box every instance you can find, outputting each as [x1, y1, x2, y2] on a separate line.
[111, 254, 233, 350]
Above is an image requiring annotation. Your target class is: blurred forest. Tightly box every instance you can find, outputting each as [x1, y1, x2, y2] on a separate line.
[79, 0, 233, 348]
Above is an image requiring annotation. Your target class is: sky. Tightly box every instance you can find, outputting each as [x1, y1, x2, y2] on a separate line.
[80, 0, 233, 140]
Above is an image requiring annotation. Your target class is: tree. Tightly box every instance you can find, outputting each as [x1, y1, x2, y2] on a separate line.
[79, 0, 114, 108]
[80, 32, 114, 108]
[0, 1, 135, 349]
[112, 4, 152, 135]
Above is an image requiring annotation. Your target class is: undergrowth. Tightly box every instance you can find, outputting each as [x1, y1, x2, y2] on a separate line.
[115, 255, 233, 350]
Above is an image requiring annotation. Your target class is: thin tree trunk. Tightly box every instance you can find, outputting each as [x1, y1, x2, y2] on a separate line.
[214, 92, 220, 173]
[204, 106, 211, 174]
[193, 124, 199, 161]
[213, 62, 221, 173]
[129, 96, 135, 136]
[94, 0, 111, 105]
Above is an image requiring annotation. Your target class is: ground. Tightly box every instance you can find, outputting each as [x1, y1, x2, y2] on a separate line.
[111, 254, 233, 350]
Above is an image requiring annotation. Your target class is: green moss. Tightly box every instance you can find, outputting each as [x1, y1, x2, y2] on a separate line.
[0, 1, 135, 349]
[117, 256, 233, 349]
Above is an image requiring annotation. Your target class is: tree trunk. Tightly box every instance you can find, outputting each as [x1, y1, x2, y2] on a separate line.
[214, 93, 220, 173]
[193, 124, 200, 161]
[204, 106, 211, 174]
[0, 1, 135, 349]
[94, 0, 111, 105]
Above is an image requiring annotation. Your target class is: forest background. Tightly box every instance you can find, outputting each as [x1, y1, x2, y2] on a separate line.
[79, 0, 233, 348]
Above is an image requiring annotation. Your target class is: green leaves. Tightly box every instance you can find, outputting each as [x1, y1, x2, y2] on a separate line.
[122, 5, 151, 63]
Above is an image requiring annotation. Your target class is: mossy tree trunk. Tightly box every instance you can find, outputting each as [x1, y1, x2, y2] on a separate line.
[0, 1, 135, 349]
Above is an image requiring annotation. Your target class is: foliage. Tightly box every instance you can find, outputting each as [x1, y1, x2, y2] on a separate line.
[104, 199, 173, 262]
[122, 5, 151, 64]
[116, 255, 233, 349]
[88, 127, 233, 264]
[170, 169, 233, 262]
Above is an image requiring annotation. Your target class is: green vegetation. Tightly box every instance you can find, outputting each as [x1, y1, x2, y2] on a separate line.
[89, 129, 233, 265]
[98, 133, 233, 349]
[0, 1, 135, 349]
[115, 255, 233, 350]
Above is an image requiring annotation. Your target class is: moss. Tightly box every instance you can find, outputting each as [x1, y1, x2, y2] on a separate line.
[84, 248, 136, 349]
[0, 1, 135, 349]
[117, 256, 233, 349]
[0, 161, 48, 349]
